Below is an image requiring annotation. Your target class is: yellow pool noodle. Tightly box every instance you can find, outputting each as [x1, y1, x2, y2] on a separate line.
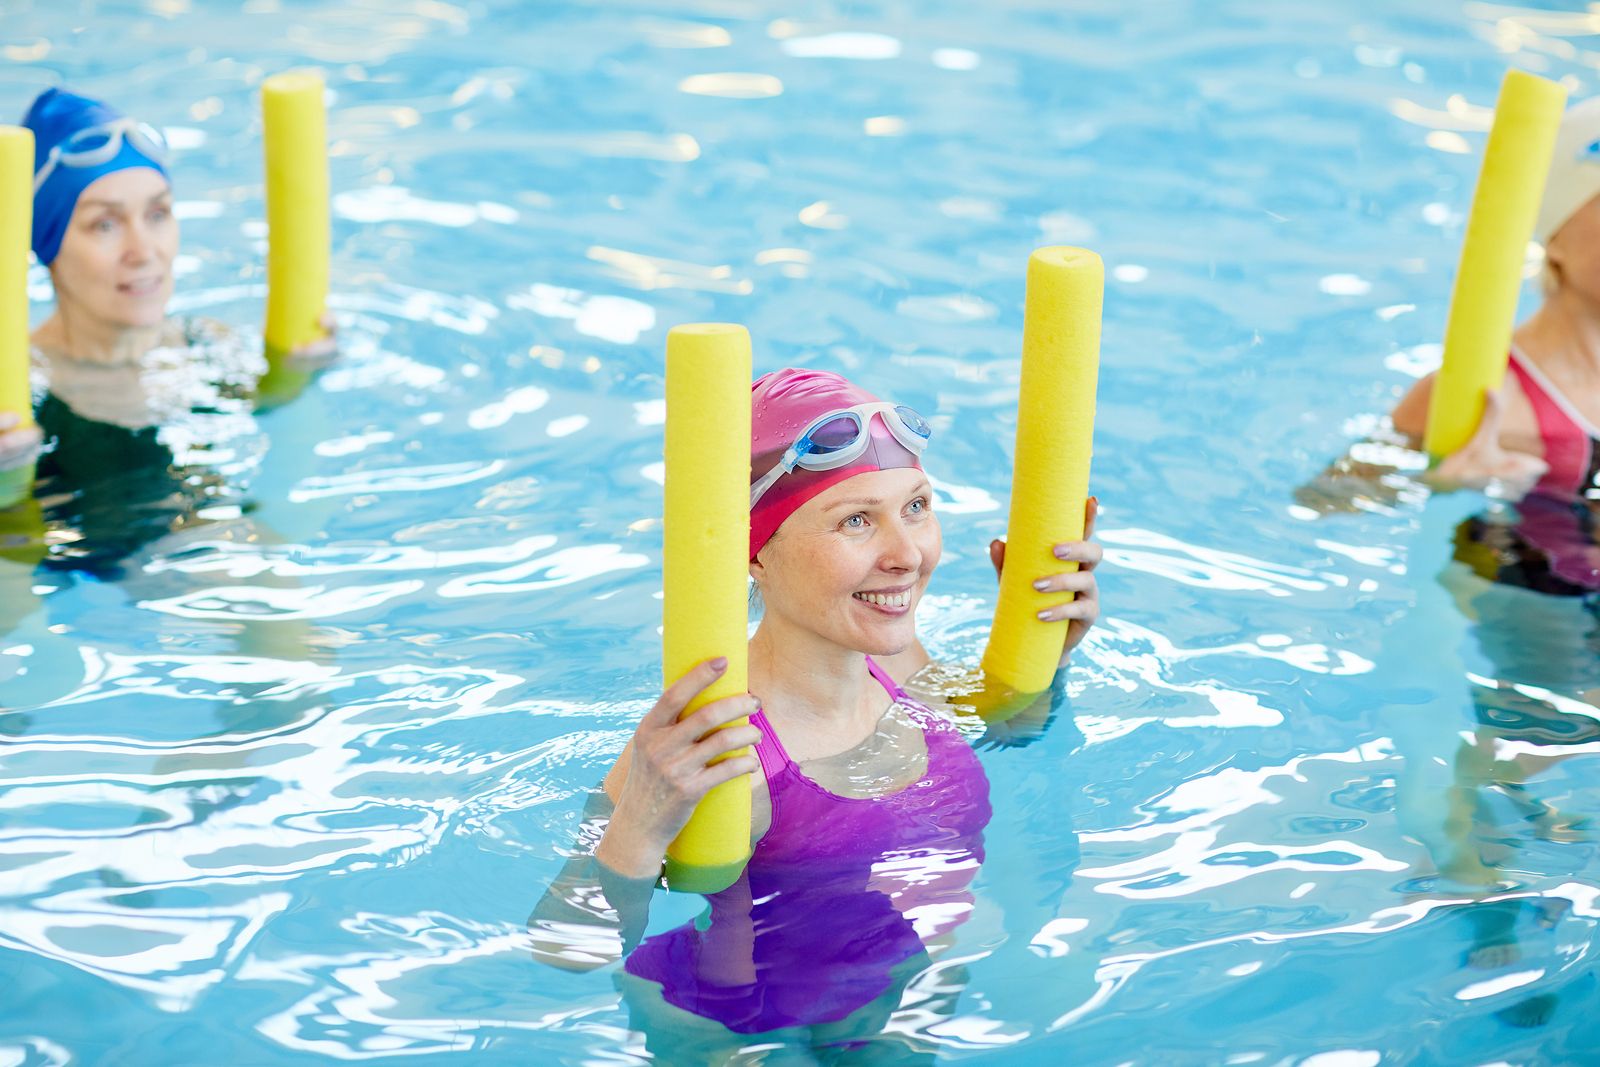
[1424, 69, 1566, 458]
[0, 126, 33, 428]
[662, 323, 752, 894]
[262, 71, 330, 358]
[981, 247, 1103, 696]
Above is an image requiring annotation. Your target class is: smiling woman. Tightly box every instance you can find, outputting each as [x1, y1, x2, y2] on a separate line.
[530, 367, 1102, 1053]
[0, 87, 342, 581]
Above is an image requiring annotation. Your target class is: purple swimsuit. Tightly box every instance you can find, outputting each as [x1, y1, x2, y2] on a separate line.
[624, 657, 992, 1033]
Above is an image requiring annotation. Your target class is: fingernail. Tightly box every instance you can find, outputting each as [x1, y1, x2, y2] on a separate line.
[710, 657, 728, 671]
[1054, 545, 1073, 560]
[1036, 609, 1055, 621]
[1032, 578, 1050, 591]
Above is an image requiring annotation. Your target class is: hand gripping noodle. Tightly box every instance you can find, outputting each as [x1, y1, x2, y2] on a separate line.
[662, 324, 752, 893]
[0, 127, 32, 429]
[1424, 69, 1566, 458]
[981, 248, 1103, 696]
[262, 72, 330, 357]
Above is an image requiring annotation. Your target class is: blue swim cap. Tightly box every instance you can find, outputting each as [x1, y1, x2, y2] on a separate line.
[21, 88, 169, 265]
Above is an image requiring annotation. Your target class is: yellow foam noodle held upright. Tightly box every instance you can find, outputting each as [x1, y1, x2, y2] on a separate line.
[262, 71, 330, 358]
[1424, 69, 1566, 458]
[0, 126, 33, 430]
[981, 247, 1103, 697]
[662, 323, 752, 894]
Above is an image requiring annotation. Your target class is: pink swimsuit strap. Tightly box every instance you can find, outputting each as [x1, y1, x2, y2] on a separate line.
[1507, 348, 1598, 500]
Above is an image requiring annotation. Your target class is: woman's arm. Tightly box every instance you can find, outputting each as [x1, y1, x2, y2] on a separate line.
[528, 788, 662, 971]
[1299, 373, 1548, 516]
[528, 658, 761, 970]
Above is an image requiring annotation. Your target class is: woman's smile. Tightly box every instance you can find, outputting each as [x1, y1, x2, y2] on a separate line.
[851, 585, 915, 614]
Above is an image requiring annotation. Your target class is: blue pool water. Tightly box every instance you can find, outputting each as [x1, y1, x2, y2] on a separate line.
[4, 0, 1600, 1063]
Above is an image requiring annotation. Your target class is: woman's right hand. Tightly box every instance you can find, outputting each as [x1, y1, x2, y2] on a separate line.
[0, 412, 42, 471]
[1429, 388, 1547, 498]
[595, 657, 761, 879]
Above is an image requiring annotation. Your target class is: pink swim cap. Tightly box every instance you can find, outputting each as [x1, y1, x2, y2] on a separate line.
[749, 368, 923, 560]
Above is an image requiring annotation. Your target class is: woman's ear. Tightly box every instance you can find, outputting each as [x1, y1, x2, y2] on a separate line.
[1545, 229, 1571, 291]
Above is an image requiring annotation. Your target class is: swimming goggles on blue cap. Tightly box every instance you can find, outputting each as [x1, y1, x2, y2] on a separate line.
[33, 116, 169, 194]
[749, 401, 932, 509]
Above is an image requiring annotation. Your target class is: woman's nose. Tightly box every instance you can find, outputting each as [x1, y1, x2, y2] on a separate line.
[877, 517, 921, 571]
[122, 221, 155, 264]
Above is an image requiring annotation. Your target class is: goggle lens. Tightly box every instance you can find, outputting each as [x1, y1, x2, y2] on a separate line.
[807, 414, 863, 454]
[894, 405, 931, 440]
[66, 129, 116, 154]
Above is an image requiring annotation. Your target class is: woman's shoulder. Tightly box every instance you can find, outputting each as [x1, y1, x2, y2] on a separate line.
[1390, 361, 1537, 447]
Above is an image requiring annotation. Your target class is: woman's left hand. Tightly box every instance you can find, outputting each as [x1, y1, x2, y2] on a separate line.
[286, 311, 339, 363]
[988, 497, 1101, 667]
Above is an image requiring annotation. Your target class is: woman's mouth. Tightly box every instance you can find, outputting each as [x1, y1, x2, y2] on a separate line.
[853, 588, 912, 612]
[118, 276, 164, 297]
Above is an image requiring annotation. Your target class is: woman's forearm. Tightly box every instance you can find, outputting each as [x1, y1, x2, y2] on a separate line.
[528, 791, 660, 970]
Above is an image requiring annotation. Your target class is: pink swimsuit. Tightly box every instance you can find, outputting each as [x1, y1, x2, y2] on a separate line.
[1509, 348, 1600, 502]
[1460, 350, 1600, 595]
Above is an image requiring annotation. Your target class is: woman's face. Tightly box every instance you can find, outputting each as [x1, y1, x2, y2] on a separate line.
[752, 467, 941, 657]
[48, 167, 177, 330]
[1547, 192, 1600, 307]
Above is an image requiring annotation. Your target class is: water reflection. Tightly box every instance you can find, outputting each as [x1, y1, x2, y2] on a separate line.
[527, 676, 1094, 1061]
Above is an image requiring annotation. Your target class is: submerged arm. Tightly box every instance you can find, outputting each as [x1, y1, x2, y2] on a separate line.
[528, 788, 659, 972]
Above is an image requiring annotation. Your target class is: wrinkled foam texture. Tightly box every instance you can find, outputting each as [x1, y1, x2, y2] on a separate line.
[749, 368, 921, 560]
[22, 87, 169, 265]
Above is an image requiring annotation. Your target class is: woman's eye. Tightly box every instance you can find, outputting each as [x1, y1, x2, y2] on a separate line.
[907, 496, 929, 515]
[842, 514, 867, 529]
[90, 217, 117, 233]
[148, 205, 171, 222]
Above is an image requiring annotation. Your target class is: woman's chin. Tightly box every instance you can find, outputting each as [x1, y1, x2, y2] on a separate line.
[116, 305, 169, 330]
[853, 618, 917, 658]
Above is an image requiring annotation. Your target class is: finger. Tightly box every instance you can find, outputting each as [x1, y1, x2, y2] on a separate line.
[0, 412, 17, 431]
[650, 657, 732, 725]
[319, 311, 338, 333]
[679, 693, 760, 740]
[1084, 496, 1099, 540]
[989, 538, 1005, 577]
[1031, 570, 1097, 595]
[1037, 598, 1099, 623]
[697, 753, 760, 791]
[1050, 539, 1103, 570]
[693, 723, 762, 759]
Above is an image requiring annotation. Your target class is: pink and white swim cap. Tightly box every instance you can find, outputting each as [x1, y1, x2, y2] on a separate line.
[749, 368, 925, 561]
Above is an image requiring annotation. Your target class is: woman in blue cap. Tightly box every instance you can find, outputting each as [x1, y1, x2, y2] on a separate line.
[0, 88, 333, 574]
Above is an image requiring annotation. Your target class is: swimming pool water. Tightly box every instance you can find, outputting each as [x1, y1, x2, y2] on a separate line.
[3, 0, 1600, 1063]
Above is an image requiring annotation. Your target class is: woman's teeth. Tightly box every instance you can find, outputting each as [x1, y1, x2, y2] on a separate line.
[854, 590, 910, 608]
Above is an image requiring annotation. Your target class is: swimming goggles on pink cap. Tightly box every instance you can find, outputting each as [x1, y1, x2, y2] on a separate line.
[33, 117, 169, 194]
[749, 401, 932, 509]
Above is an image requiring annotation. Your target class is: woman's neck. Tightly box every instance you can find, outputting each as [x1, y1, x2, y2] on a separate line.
[748, 613, 885, 744]
[34, 307, 164, 366]
[1514, 285, 1600, 377]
